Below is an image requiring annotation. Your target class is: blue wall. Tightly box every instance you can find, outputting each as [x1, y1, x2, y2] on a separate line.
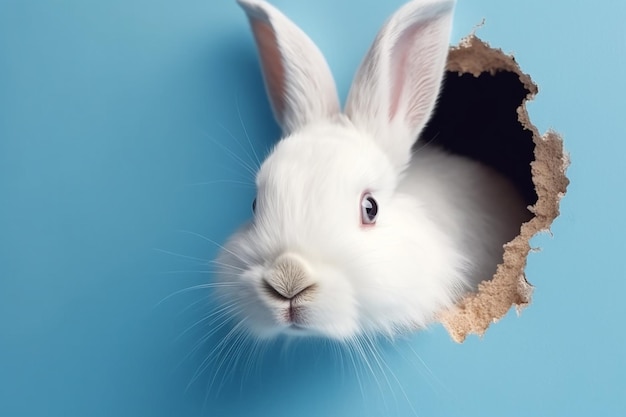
[1, 1, 624, 416]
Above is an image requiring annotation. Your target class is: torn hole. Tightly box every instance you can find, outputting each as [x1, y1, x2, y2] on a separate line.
[421, 35, 569, 343]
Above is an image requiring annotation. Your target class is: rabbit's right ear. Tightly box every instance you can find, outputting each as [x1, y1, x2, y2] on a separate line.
[345, 0, 455, 169]
[237, 0, 341, 136]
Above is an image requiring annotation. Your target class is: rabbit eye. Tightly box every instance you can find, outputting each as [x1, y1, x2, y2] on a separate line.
[252, 198, 257, 213]
[360, 193, 378, 225]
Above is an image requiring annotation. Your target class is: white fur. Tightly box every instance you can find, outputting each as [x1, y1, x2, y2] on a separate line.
[217, 0, 531, 341]
[236, 0, 340, 135]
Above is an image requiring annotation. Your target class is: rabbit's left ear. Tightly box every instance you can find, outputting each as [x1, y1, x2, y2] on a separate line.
[237, 0, 341, 136]
[345, 0, 455, 169]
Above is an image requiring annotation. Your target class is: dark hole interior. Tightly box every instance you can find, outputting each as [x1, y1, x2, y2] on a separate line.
[418, 71, 538, 206]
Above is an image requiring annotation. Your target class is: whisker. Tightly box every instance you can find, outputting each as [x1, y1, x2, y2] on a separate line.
[179, 308, 243, 384]
[366, 336, 420, 417]
[240, 336, 263, 392]
[211, 324, 252, 396]
[177, 229, 250, 265]
[344, 338, 367, 405]
[177, 299, 245, 342]
[414, 131, 441, 154]
[187, 179, 255, 188]
[185, 298, 254, 357]
[329, 340, 346, 385]
[353, 335, 386, 409]
[194, 161, 254, 185]
[156, 269, 242, 276]
[153, 248, 210, 264]
[402, 342, 452, 399]
[361, 334, 398, 410]
[208, 259, 247, 272]
[235, 93, 262, 167]
[217, 122, 260, 171]
[201, 130, 259, 178]
[189, 316, 249, 390]
[157, 282, 245, 306]
[173, 290, 237, 317]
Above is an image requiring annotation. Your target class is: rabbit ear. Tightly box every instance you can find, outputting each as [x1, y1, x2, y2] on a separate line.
[345, 0, 455, 169]
[237, 0, 341, 136]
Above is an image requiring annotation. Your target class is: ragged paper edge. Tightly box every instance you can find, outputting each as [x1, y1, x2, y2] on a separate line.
[438, 35, 570, 343]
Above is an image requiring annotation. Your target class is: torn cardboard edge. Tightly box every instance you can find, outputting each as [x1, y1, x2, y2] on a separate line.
[435, 35, 570, 343]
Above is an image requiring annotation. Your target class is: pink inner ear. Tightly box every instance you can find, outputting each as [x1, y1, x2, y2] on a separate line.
[388, 20, 438, 127]
[251, 19, 286, 123]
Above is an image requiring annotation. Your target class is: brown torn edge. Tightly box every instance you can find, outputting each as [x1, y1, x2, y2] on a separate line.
[438, 35, 570, 343]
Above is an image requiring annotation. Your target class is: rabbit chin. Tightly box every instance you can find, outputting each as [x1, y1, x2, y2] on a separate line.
[243, 305, 362, 341]
[250, 321, 360, 341]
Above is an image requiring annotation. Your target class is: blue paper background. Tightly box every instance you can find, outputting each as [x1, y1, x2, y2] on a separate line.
[1, 0, 624, 416]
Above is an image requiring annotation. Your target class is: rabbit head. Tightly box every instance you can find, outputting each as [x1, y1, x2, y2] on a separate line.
[216, 0, 459, 340]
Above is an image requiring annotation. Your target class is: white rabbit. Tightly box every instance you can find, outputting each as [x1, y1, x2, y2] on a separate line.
[215, 0, 531, 340]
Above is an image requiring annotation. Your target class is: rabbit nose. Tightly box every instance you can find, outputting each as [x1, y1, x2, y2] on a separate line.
[262, 280, 316, 301]
[263, 253, 317, 301]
